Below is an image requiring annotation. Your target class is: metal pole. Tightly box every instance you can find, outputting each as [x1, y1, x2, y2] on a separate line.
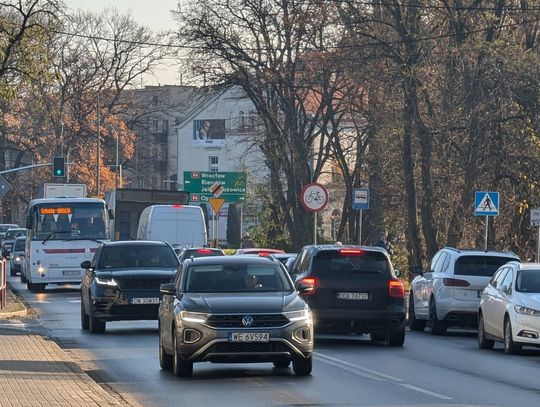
[240, 205, 243, 244]
[119, 165, 123, 188]
[115, 130, 119, 189]
[211, 211, 215, 247]
[536, 227, 540, 263]
[314, 212, 317, 245]
[484, 215, 489, 250]
[358, 209, 363, 245]
[216, 213, 219, 248]
[96, 95, 101, 196]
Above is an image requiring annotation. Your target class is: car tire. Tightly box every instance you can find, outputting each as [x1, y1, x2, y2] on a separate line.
[33, 283, 46, 293]
[159, 327, 173, 370]
[172, 330, 193, 377]
[477, 313, 494, 350]
[292, 355, 312, 376]
[20, 272, 27, 283]
[10, 267, 16, 277]
[273, 359, 291, 368]
[80, 299, 89, 331]
[504, 317, 521, 355]
[88, 303, 106, 334]
[385, 326, 405, 347]
[408, 293, 426, 331]
[370, 331, 386, 342]
[27, 282, 33, 291]
[429, 298, 447, 336]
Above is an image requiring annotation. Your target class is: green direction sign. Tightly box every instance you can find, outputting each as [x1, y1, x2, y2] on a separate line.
[184, 171, 246, 203]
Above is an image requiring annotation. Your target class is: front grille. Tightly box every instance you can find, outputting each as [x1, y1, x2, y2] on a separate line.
[206, 314, 289, 328]
[208, 342, 290, 353]
[115, 276, 171, 290]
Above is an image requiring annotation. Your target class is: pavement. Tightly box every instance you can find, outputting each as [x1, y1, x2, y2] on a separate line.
[0, 287, 138, 407]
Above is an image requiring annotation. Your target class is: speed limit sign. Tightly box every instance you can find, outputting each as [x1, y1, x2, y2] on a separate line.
[300, 183, 329, 212]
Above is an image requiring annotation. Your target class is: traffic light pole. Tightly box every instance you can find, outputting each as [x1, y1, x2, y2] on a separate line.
[0, 163, 53, 175]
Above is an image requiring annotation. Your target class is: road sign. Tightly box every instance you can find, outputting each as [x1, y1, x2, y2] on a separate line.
[208, 197, 225, 214]
[184, 171, 246, 203]
[474, 191, 499, 216]
[352, 188, 369, 210]
[300, 183, 329, 213]
[531, 208, 540, 227]
[209, 182, 224, 198]
[0, 176, 12, 198]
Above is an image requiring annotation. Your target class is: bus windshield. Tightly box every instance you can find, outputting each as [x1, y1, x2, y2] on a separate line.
[31, 203, 109, 241]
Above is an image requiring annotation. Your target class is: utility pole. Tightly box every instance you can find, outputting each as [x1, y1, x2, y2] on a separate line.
[96, 95, 101, 196]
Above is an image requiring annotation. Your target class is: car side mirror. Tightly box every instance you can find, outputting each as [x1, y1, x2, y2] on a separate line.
[80, 260, 92, 270]
[26, 215, 33, 229]
[394, 268, 402, 278]
[296, 280, 315, 294]
[160, 283, 177, 296]
[108, 208, 115, 220]
[499, 284, 509, 294]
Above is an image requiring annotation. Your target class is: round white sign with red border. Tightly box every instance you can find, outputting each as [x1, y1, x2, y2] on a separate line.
[300, 182, 329, 212]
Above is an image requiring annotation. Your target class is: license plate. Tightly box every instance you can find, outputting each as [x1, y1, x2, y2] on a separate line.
[62, 270, 80, 276]
[229, 332, 269, 342]
[337, 292, 369, 300]
[131, 297, 160, 305]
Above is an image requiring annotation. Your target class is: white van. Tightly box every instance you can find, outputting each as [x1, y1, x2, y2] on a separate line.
[136, 205, 207, 248]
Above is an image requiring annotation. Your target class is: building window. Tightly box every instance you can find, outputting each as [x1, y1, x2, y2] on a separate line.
[239, 110, 245, 130]
[209, 156, 219, 172]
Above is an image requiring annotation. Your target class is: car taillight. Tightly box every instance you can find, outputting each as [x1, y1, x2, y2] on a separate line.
[388, 279, 404, 298]
[171, 204, 184, 208]
[339, 248, 365, 256]
[258, 252, 270, 257]
[196, 249, 213, 254]
[443, 278, 470, 287]
[299, 277, 318, 295]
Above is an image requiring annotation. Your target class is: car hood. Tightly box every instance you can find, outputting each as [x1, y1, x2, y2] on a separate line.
[514, 293, 540, 309]
[95, 268, 176, 279]
[181, 291, 305, 314]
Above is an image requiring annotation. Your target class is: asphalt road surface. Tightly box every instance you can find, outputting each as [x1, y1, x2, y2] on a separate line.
[7, 273, 540, 407]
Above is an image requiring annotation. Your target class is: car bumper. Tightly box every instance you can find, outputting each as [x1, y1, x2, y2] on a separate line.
[91, 289, 163, 321]
[512, 313, 540, 346]
[311, 307, 405, 334]
[176, 321, 313, 363]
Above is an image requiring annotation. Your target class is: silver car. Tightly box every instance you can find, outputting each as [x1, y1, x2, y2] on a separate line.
[9, 236, 26, 277]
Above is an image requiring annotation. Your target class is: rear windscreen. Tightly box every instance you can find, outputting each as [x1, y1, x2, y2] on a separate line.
[312, 250, 390, 278]
[454, 256, 517, 277]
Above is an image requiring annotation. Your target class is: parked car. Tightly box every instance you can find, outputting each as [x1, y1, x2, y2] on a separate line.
[235, 248, 285, 255]
[9, 236, 26, 277]
[409, 247, 520, 335]
[0, 224, 19, 244]
[478, 262, 540, 354]
[80, 241, 180, 333]
[1, 227, 25, 257]
[177, 247, 225, 262]
[158, 256, 313, 377]
[289, 244, 405, 346]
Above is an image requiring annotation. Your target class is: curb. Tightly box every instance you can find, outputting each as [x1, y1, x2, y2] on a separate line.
[0, 282, 32, 319]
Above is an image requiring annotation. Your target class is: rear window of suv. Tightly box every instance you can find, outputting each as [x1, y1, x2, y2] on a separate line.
[454, 256, 517, 277]
[312, 250, 390, 277]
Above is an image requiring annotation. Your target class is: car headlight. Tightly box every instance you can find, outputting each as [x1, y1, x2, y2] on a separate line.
[95, 277, 118, 287]
[284, 308, 312, 322]
[14, 256, 21, 262]
[180, 311, 209, 323]
[514, 305, 540, 317]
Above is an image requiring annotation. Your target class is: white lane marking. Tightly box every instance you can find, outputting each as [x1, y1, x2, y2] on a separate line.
[68, 300, 81, 303]
[397, 383, 452, 400]
[316, 355, 386, 381]
[315, 352, 452, 401]
[315, 352, 404, 382]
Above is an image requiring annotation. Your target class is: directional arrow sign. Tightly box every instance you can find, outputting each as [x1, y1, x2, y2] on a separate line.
[0, 175, 12, 198]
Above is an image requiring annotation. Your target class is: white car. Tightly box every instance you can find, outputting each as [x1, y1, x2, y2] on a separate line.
[409, 247, 519, 335]
[478, 262, 540, 354]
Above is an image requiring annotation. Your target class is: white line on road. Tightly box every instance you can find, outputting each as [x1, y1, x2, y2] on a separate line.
[315, 352, 404, 382]
[315, 354, 386, 381]
[397, 383, 452, 400]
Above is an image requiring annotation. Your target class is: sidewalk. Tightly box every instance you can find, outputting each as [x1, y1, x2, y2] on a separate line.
[0, 287, 139, 407]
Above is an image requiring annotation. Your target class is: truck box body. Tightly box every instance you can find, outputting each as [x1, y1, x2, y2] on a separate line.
[39, 183, 87, 198]
[137, 205, 207, 248]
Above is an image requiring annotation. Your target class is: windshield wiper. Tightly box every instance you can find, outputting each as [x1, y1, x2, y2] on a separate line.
[63, 237, 106, 244]
[42, 231, 72, 245]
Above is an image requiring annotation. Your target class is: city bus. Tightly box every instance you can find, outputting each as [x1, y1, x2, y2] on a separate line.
[24, 197, 111, 292]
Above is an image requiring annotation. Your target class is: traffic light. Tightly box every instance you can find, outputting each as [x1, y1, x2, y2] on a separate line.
[53, 157, 65, 177]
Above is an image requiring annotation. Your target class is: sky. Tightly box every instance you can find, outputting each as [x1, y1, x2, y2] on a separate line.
[64, 0, 181, 86]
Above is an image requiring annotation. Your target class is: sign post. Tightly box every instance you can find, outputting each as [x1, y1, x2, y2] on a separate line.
[474, 191, 499, 250]
[300, 183, 329, 244]
[208, 197, 225, 247]
[530, 208, 540, 262]
[352, 188, 370, 245]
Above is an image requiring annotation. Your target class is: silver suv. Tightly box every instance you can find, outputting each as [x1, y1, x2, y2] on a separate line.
[409, 247, 519, 335]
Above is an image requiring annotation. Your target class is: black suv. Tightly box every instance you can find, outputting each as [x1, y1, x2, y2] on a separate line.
[290, 245, 405, 346]
[81, 241, 179, 333]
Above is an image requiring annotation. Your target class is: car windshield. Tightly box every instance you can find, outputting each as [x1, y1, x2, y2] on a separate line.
[5, 229, 26, 239]
[454, 256, 518, 277]
[516, 270, 540, 293]
[182, 249, 224, 259]
[98, 245, 179, 269]
[14, 239, 25, 251]
[0, 225, 18, 233]
[312, 250, 390, 277]
[184, 264, 294, 293]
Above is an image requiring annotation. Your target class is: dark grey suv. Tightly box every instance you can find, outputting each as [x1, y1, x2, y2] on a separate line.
[158, 256, 313, 377]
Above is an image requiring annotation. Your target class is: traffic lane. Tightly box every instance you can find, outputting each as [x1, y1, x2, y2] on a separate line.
[316, 331, 540, 406]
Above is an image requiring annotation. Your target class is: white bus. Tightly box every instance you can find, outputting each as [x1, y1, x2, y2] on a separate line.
[24, 198, 111, 292]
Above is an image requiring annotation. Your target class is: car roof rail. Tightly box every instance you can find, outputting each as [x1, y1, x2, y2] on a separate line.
[442, 246, 460, 253]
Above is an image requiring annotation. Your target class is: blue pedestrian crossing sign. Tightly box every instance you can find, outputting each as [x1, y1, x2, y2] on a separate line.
[474, 191, 499, 216]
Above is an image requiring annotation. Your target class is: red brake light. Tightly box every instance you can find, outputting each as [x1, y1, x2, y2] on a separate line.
[339, 248, 365, 256]
[443, 278, 470, 287]
[388, 279, 405, 298]
[258, 252, 270, 257]
[196, 249, 213, 254]
[172, 204, 184, 208]
[298, 277, 318, 295]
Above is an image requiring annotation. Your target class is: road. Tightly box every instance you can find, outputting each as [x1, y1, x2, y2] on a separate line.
[7, 273, 540, 407]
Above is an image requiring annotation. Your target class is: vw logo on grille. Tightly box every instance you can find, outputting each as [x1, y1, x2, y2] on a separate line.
[241, 315, 254, 327]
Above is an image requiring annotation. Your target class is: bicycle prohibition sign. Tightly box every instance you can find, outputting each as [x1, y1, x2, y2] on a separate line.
[300, 183, 329, 213]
